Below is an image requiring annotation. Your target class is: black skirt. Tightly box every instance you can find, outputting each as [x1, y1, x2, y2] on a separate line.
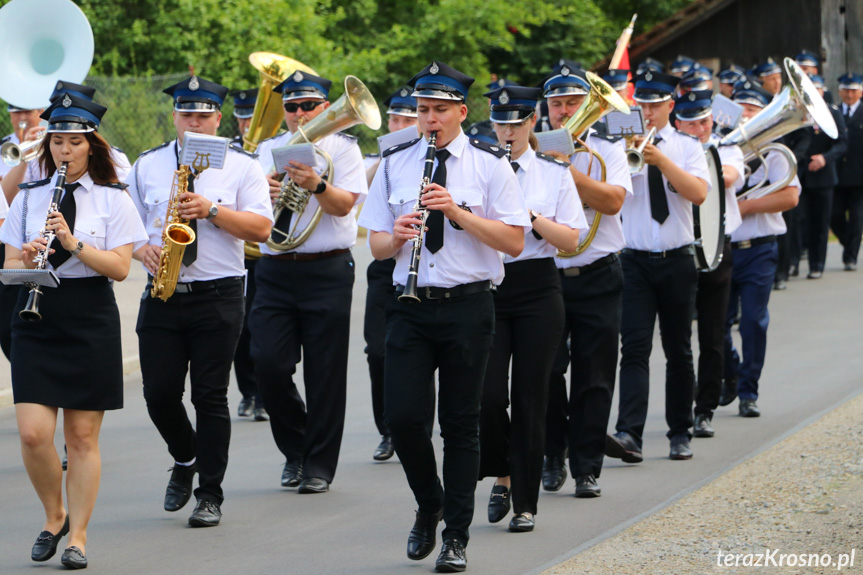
[11, 276, 123, 411]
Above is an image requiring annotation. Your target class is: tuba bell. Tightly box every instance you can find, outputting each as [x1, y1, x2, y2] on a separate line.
[557, 71, 631, 258]
[720, 57, 838, 201]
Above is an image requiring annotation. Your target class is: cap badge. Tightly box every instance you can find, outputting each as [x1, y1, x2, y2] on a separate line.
[189, 76, 200, 91]
[62, 94, 72, 108]
[689, 92, 697, 101]
[400, 88, 409, 97]
[561, 66, 570, 77]
[430, 62, 440, 75]
[293, 71, 304, 83]
[56, 81, 64, 90]
[239, 91, 247, 99]
[470, 127, 478, 135]
[497, 79, 505, 87]
[645, 71, 653, 82]
[499, 90, 510, 104]
[744, 81, 752, 89]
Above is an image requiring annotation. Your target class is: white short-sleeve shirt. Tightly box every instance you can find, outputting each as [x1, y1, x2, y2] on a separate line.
[732, 151, 801, 242]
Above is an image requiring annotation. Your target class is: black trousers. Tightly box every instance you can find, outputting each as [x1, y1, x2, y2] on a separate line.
[232, 258, 262, 403]
[137, 278, 245, 505]
[795, 186, 833, 273]
[364, 258, 396, 437]
[384, 289, 495, 546]
[775, 228, 790, 283]
[694, 241, 733, 417]
[617, 251, 697, 446]
[249, 253, 354, 483]
[478, 259, 563, 515]
[831, 186, 863, 265]
[545, 257, 623, 478]
[0, 281, 19, 361]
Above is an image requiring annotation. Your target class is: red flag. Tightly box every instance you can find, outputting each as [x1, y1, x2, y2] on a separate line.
[619, 46, 635, 104]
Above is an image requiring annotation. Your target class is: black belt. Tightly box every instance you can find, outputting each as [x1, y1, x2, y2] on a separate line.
[147, 275, 243, 294]
[264, 248, 350, 262]
[731, 235, 776, 250]
[624, 245, 694, 259]
[560, 252, 619, 277]
[394, 280, 492, 301]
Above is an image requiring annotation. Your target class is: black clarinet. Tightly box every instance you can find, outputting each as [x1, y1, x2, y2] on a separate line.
[398, 132, 438, 303]
[19, 162, 69, 322]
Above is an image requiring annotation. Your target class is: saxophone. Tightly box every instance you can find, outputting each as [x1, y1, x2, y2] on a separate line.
[151, 165, 196, 301]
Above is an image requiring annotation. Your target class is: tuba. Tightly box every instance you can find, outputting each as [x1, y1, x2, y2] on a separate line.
[150, 164, 197, 302]
[720, 58, 838, 201]
[557, 71, 631, 258]
[266, 75, 381, 252]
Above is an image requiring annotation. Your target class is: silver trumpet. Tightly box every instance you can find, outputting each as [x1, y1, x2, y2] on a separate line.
[626, 126, 656, 174]
[1, 136, 44, 167]
[398, 132, 438, 303]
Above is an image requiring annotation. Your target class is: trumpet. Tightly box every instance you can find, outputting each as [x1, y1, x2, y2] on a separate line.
[625, 126, 656, 174]
[398, 132, 438, 303]
[1, 135, 45, 167]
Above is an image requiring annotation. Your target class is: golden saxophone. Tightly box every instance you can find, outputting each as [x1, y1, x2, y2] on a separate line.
[151, 165, 196, 301]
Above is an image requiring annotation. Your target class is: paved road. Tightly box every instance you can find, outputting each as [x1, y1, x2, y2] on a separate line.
[0, 244, 860, 575]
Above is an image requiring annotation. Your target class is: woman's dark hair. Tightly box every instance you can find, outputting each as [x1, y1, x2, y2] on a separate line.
[38, 131, 119, 185]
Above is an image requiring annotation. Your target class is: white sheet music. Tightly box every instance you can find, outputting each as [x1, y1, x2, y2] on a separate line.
[378, 126, 421, 156]
[271, 143, 317, 174]
[606, 108, 645, 137]
[535, 128, 575, 156]
[180, 133, 229, 170]
[712, 95, 744, 129]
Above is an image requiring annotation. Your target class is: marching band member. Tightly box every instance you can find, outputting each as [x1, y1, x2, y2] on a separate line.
[832, 73, 863, 271]
[673, 90, 745, 438]
[669, 55, 695, 78]
[250, 71, 367, 494]
[539, 62, 632, 497]
[720, 80, 800, 416]
[129, 76, 273, 527]
[678, 64, 713, 95]
[610, 70, 710, 462]
[636, 58, 664, 75]
[1, 93, 147, 569]
[478, 85, 585, 531]
[601, 69, 632, 103]
[718, 65, 746, 99]
[358, 61, 528, 572]
[795, 50, 833, 104]
[231, 88, 257, 146]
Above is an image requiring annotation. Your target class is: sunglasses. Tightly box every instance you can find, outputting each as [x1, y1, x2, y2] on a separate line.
[283, 101, 325, 113]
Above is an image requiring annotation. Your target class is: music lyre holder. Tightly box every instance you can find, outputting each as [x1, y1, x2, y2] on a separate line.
[0, 268, 60, 288]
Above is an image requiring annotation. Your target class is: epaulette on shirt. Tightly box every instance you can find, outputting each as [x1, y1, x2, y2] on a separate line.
[589, 123, 622, 143]
[382, 137, 421, 158]
[469, 138, 506, 158]
[335, 132, 358, 143]
[137, 141, 171, 159]
[364, 152, 381, 159]
[535, 152, 570, 167]
[257, 132, 285, 145]
[676, 129, 701, 142]
[106, 182, 129, 190]
[229, 143, 259, 159]
[0, 134, 10, 145]
[111, 145, 126, 155]
[18, 177, 50, 190]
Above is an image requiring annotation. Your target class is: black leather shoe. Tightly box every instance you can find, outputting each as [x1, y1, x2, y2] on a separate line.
[693, 414, 714, 438]
[508, 512, 535, 532]
[435, 539, 467, 572]
[487, 484, 510, 523]
[253, 405, 269, 421]
[164, 464, 197, 512]
[739, 399, 761, 417]
[298, 477, 329, 494]
[188, 499, 221, 527]
[575, 474, 601, 498]
[407, 508, 442, 560]
[31, 515, 69, 562]
[669, 435, 693, 460]
[718, 376, 738, 407]
[60, 546, 87, 569]
[237, 397, 254, 417]
[541, 454, 567, 491]
[280, 460, 303, 488]
[373, 435, 395, 461]
[604, 432, 643, 463]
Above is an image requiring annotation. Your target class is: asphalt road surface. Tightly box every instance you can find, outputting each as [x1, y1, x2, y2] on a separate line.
[0, 243, 860, 575]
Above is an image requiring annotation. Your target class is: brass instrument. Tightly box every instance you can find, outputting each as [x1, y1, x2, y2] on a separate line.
[241, 52, 319, 259]
[267, 75, 382, 252]
[557, 71, 631, 258]
[19, 162, 69, 322]
[399, 132, 438, 303]
[150, 164, 197, 302]
[625, 126, 656, 174]
[1, 136, 44, 167]
[720, 58, 837, 201]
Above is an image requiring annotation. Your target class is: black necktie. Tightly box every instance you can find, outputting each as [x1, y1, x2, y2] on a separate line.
[425, 149, 450, 253]
[511, 161, 520, 173]
[182, 170, 198, 266]
[845, 105, 852, 121]
[48, 183, 79, 269]
[647, 135, 668, 224]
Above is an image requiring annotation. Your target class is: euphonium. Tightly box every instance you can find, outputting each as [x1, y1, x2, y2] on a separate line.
[557, 71, 630, 258]
[150, 165, 196, 302]
[266, 75, 381, 252]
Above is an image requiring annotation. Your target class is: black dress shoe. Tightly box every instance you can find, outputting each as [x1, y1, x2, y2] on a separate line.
[541, 454, 567, 491]
[718, 376, 738, 407]
[373, 435, 395, 461]
[60, 545, 87, 569]
[669, 435, 693, 460]
[253, 405, 269, 421]
[739, 399, 761, 417]
[188, 499, 221, 527]
[508, 512, 535, 532]
[604, 432, 643, 463]
[435, 539, 467, 572]
[237, 397, 254, 417]
[407, 508, 442, 560]
[164, 464, 197, 512]
[281, 460, 303, 488]
[575, 474, 601, 498]
[487, 484, 510, 523]
[298, 477, 329, 493]
[31, 515, 69, 562]
[693, 413, 714, 438]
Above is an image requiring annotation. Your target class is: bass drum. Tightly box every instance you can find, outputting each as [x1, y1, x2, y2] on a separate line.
[693, 144, 726, 271]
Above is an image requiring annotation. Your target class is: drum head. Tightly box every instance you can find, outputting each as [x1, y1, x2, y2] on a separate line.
[693, 145, 726, 271]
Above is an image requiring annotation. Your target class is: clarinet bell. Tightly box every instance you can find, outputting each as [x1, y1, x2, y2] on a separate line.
[19, 287, 43, 322]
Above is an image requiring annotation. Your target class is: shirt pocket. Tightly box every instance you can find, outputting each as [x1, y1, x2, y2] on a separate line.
[75, 219, 107, 251]
[448, 187, 485, 219]
[388, 186, 419, 218]
[206, 188, 237, 211]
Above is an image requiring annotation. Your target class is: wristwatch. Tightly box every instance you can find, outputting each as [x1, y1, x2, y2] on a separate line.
[71, 241, 85, 257]
[529, 209, 540, 223]
[206, 202, 219, 220]
[310, 180, 327, 194]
